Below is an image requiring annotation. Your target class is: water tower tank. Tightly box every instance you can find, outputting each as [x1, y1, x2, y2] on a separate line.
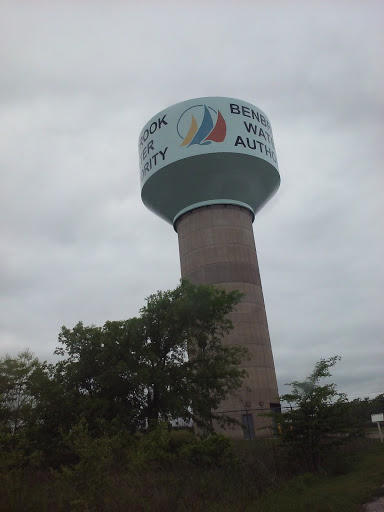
[139, 97, 280, 438]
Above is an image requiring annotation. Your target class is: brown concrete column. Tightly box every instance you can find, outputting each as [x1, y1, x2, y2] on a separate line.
[175, 204, 279, 439]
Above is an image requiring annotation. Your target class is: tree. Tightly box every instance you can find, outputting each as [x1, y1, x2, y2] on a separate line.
[348, 394, 384, 428]
[0, 350, 63, 468]
[0, 350, 44, 435]
[275, 356, 362, 471]
[54, 318, 145, 435]
[54, 279, 248, 435]
[138, 279, 248, 433]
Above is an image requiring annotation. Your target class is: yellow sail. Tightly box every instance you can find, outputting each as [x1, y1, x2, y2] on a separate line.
[181, 115, 198, 146]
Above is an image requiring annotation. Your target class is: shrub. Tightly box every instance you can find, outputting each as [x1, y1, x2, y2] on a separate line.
[180, 434, 238, 469]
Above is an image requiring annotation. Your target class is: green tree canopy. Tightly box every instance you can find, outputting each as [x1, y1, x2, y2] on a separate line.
[54, 279, 248, 435]
[0, 350, 44, 435]
[275, 356, 363, 471]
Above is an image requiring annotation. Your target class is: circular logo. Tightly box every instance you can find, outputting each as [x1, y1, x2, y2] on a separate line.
[177, 104, 227, 147]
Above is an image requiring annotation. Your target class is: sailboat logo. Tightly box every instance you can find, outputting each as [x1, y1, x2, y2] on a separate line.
[177, 104, 227, 147]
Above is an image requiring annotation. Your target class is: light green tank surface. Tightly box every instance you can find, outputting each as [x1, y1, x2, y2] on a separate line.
[139, 97, 280, 226]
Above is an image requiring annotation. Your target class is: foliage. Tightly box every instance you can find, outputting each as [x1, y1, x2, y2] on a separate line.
[274, 356, 364, 471]
[180, 433, 238, 469]
[1, 437, 382, 512]
[347, 394, 384, 428]
[0, 280, 249, 473]
[3, 280, 383, 510]
[0, 350, 43, 435]
[54, 279, 248, 436]
[253, 441, 384, 512]
[58, 419, 134, 510]
[54, 318, 146, 436]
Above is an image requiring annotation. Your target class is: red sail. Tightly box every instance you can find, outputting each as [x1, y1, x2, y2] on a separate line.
[204, 110, 226, 142]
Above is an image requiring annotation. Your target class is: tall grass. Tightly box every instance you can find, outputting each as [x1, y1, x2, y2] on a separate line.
[0, 433, 383, 512]
[252, 442, 384, 512]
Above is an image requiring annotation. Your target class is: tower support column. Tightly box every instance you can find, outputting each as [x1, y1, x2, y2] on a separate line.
[175, 204, 279, 439]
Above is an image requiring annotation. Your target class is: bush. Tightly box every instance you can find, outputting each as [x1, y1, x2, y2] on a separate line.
[168, 428, 196, 452]
[275, 356, 364, 472]
[180, 434, 238, 469]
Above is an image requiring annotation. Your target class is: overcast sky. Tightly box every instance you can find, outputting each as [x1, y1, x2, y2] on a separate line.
[1, 1, 382, 400]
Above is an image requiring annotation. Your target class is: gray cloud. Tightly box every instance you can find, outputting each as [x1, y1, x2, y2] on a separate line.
[1, 0, 383, 400]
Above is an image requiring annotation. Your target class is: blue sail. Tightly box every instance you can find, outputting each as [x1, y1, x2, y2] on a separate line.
[188, 105, 214, 146]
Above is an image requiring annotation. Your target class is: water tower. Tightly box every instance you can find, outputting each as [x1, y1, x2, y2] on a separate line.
[138, 97, 280, 439]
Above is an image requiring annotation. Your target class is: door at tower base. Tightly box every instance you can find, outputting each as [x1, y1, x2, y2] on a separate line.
[242, 414, 256, 440]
